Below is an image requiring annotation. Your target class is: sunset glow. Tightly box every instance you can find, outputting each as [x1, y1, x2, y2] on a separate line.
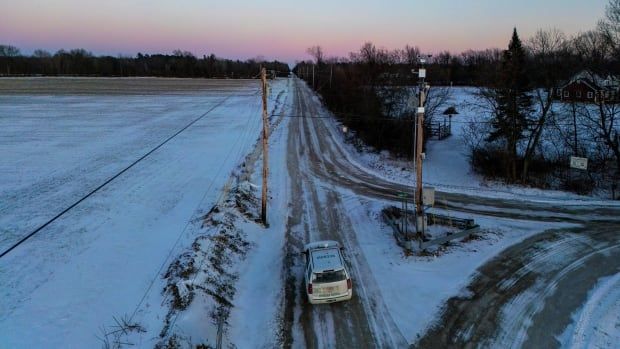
[0, 0, 608, 63]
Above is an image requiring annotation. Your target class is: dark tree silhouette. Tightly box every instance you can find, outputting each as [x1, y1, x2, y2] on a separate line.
[0, 46, 290, 78]
[486, 28, 533, 182]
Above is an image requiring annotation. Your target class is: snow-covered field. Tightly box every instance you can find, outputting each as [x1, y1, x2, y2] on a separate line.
[0, 78, 289, 348]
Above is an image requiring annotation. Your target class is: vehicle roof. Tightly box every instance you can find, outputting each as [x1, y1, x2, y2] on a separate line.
[304, 240, 341, 251]
[310, 248, 344, 273]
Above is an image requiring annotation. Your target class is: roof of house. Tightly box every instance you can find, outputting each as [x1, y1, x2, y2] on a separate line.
[561, 70, 620, 91]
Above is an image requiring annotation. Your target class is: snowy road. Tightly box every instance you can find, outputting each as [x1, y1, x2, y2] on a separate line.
[281, 78, 408, 347]
[281, 77, 620, 348]
[415, 222, 620, 349]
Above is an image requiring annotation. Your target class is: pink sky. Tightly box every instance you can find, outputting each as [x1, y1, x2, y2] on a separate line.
[0, 0, 608, 64]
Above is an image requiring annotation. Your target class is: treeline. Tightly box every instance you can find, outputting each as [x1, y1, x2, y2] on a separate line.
[294, 0, 620, 195]
[294, 41, 618, 92]
[293, 43, 507, 158]
[295, 28, 620, 91]
[295, 44, 427, 158]
[0, 47, 290, 78]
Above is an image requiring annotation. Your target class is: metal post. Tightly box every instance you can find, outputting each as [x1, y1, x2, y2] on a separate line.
[401, 196, 405, 232]
[404, 194, 409, 241]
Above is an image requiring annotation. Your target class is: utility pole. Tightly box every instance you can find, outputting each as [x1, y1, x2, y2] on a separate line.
[414, 61, 429, 241]
[329, 64, 333, 89]
[261, 67, 269, 225]
[312, 64, 315, 89]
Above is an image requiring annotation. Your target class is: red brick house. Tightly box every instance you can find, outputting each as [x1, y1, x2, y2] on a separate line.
[555, 70, 620, 103]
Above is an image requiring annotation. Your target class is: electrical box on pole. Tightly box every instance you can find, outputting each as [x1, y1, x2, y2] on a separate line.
[422, 187, 435, 206]
[414, 60, 430, 242]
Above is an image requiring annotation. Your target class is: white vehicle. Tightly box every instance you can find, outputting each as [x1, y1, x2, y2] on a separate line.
[302, 240, 353, 304]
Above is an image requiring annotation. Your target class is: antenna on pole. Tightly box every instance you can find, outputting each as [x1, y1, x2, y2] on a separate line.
[411, 55, 431, 247]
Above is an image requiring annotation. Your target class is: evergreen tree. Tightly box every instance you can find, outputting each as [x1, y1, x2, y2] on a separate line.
[487, 28, 533, 182]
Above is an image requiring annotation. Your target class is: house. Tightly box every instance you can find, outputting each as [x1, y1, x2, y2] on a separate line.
[555, 70, 620, 104]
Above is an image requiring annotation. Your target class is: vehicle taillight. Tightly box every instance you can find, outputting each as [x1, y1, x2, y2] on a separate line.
[307, 283, 313, 294]
[347, 279, 352, 289]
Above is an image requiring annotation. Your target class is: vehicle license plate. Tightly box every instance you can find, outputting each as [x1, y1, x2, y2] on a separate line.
[319, 287, 336, 296]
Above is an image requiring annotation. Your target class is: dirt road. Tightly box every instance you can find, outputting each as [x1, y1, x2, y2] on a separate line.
[280, 77, 620, 348]
[280, 78, 407, 348]
[414, 222, 620, 349]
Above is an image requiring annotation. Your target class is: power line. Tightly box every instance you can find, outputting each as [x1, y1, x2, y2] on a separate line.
[161, 83, 274, 341]
[127, 89, 263, 323]
[267, 113, 616, 127]
[0, 90, 259, 260]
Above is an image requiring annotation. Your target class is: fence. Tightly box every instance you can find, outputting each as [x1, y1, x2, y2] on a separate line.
[382, 206, 480, 252]
[428, 121, 451, 140]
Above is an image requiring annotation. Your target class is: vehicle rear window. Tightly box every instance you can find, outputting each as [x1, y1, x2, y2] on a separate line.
[313, 269, 347, 284]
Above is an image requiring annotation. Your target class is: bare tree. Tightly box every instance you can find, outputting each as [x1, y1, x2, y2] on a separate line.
[0, 45, 20, 57]
[520, 28, 569, 181]
[579, 100, 620, 181]
[572, 30, 612, 69]
[0, 44, 20, 75]
[462, 105, 493, 153]
[598, 0, 620, 55]
[554, 100, 586, 157]
[33, 49, 51, 58]
[424, 87, 453, 126]
[306, 45, 324, 65]
[351, 42, 390, 66]
[398, 45, 421, 65]
[249, 55, 266, 63]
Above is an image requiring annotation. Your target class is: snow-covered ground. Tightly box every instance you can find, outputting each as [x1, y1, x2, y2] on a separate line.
[342, 194, 578, 342]
[2, 77, 618, 348]
[293, 85, 583, 343]
[150, 80, 294, 348]
[559, 272, 620, 349]
[294, 80, 620, 347]
[0, 78, 289, 348]
[226, 93, 292, 348]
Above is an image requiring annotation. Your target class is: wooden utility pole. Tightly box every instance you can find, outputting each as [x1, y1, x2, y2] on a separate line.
[312, 64, 315, 89]
[415, 91, 426, 215]
[261, 68, 269, 225]
[415, 66, 428, 240]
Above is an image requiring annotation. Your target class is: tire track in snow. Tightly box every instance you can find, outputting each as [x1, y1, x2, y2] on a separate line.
[567, 272, 620, 348]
